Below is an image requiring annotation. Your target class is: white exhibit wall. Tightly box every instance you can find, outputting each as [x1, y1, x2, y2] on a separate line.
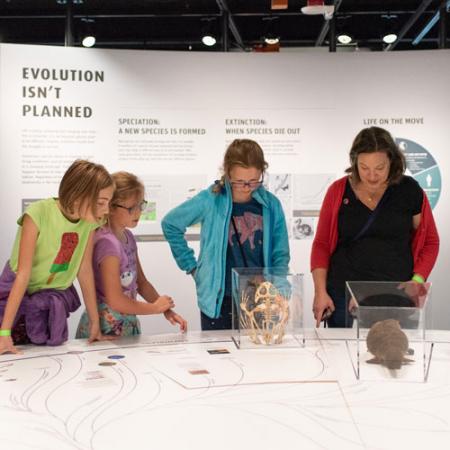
[0, 43, 448, 335]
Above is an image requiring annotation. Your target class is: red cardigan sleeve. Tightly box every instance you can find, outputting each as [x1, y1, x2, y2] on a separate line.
[310, 177, 346, 271]
[412, 193, 440, 280]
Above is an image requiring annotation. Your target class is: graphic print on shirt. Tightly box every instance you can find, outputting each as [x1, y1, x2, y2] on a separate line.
[120, 240, 137, 298]
[229, 212, 263, 249]
[47, 232, 79, 284]
[120, 270, 134, 288]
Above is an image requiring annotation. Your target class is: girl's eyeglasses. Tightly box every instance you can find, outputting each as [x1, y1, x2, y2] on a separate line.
[113, 200, 148, 214]
[230, 177, 264, 189]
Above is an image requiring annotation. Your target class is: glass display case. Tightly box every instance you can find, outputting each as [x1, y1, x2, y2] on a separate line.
[231, 268, 304, 349]
[346, 281, 433, 382]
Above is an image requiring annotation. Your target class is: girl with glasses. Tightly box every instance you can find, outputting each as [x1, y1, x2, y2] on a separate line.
[162, 139, 290, 330]
[76, 171, 187, 338]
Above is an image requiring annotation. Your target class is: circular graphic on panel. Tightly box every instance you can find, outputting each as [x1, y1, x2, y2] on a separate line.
[396, 138, 441, 209]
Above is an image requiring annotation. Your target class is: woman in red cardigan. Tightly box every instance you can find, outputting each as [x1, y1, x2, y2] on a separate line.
[311, 127, 439, 327]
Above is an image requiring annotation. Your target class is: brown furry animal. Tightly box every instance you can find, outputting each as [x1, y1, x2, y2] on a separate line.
[366, 319, 413, 370]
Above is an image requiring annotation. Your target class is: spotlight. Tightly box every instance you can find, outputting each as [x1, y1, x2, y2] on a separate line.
[382, 33, 397, 44]
[201, 18, 217, 47]
[82, 35, 96, 47]
[337, 34, 352, 45]
[202, 35, 216, 46]
[264, 36, 280, 45]
[81, 17, 95, 47]
[263, 16, 280, 45]
[381, 14, 398, 46]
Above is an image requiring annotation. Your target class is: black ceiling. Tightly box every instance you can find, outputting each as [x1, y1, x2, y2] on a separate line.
[0, 0, 448, 52]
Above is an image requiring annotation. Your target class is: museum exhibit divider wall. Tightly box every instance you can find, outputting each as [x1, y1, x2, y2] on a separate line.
[0, 43, 448, 335]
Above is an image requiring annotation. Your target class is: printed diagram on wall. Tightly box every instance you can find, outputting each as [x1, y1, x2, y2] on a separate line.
[271, 174, 291, 196]
[397, 138, 441, 209]
[293, 174, 335, 240]
[292, 216, 316, 240]
[265, 173, 334, 240]
[134, 174, 205, 241]
[293, 173, 335, 210]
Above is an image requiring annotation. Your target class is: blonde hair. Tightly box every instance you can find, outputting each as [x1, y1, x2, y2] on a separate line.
[111, 171, 145, 204]
[213, 139, 268, 193]
[58, 159, 113, 216]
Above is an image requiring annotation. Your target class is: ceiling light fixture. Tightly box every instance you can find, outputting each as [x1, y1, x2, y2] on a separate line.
[81, 18, 95, 48]
[337, 34, 352, 45]
[264, 37, 280, 45]
[263, 16, 280, 45]
[201, 18, 217, 47]
[381, 14, 398, 46]
[382, 33, 397, 44]
[202, 35, 216, 46]
[82, 35, 96, 47]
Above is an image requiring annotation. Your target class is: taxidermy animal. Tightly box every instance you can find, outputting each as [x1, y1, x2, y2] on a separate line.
[366, 319, 413, 370]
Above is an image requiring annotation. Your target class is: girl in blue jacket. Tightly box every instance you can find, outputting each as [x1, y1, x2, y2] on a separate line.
[162, 139, 290, 330]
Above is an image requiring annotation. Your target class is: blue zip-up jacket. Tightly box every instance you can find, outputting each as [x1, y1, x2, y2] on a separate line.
[161, 181, 290, 318]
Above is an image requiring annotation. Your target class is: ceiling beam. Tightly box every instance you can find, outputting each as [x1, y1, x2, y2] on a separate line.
[315, 0, 343, 47]
[64, 0, 74, 46]
[439, 0, 448, 48]
[216, 0, 246, 50]
[384, 0, 434, 51]
[0, 10, 437, 20]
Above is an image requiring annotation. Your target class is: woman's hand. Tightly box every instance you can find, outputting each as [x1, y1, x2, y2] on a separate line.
[398, 280, 429, 308]
[164, 309, 188, 332]
[313, 291, 335, 327]
[0, 335, 22, 355]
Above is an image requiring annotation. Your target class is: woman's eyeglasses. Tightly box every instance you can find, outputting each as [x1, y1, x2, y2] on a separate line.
[113, 200, 148, 214]
[230, 177, 264, 189]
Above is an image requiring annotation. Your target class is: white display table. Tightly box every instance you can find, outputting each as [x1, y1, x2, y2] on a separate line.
[1, 329, 450, 449]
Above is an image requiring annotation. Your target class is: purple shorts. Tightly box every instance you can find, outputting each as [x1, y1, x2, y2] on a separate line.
[0, 262, 81, 346]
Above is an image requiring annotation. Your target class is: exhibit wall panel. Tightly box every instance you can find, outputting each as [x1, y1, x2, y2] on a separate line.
[0, 44, 448, 333]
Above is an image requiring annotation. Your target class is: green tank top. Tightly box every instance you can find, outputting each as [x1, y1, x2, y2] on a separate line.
[9, 198, 99, 294]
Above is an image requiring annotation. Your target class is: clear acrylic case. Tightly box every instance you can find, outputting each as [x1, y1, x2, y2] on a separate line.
[231, 268, 304, 349]
[346, 281, 433, 382]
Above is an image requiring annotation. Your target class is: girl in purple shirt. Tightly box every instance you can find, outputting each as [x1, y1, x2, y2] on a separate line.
[76, 171, 186, 337]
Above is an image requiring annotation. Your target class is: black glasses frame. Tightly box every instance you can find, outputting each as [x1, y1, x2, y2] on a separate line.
[229, 175, 264, 189]
[113, 200, 148, 214]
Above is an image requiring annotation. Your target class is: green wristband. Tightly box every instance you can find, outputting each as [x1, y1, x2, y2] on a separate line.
[0, 329, 11, 337]
[412, 274, 425, 284]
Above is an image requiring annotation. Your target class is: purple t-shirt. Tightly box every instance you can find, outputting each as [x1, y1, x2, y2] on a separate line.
[93, 227, 138, 301]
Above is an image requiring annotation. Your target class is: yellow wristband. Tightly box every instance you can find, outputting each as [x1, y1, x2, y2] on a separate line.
[412, 274, 425, 284]
[0, 329, 11, 337]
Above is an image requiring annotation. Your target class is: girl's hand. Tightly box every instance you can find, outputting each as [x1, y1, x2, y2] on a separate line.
[0, 335, 22, 355]
[87, 322, 116, 343]
[153, 295, 175, 313]
[164, 310, 187, 332]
